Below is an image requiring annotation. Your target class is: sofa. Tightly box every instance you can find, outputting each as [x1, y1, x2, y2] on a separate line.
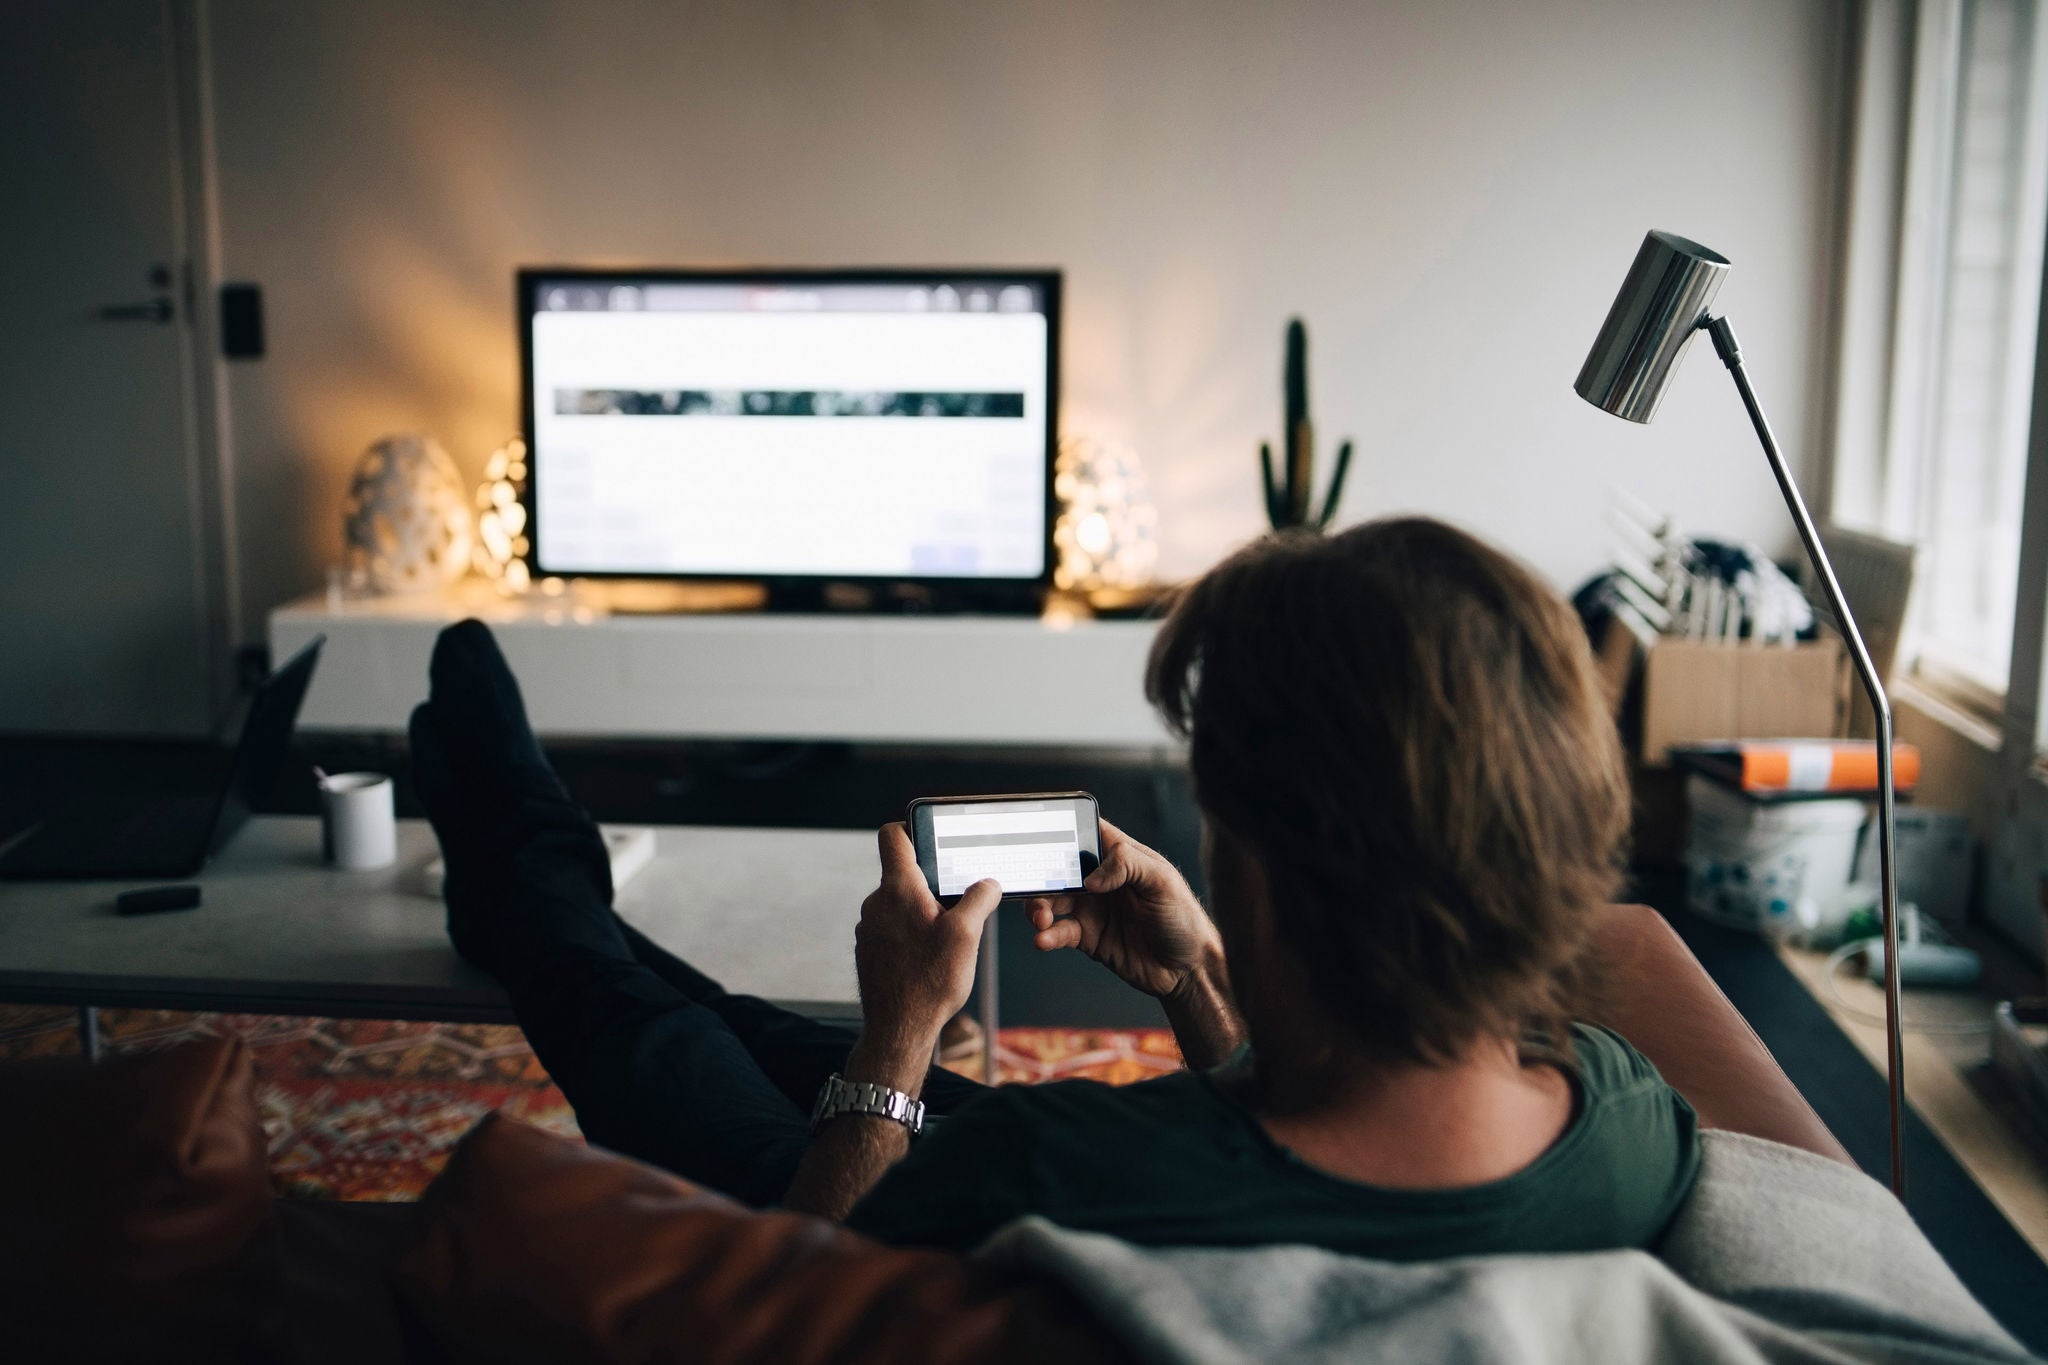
[0, 905, 1884, 1364]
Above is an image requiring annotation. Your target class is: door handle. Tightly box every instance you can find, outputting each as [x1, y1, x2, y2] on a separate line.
[96, 298, 174, 324]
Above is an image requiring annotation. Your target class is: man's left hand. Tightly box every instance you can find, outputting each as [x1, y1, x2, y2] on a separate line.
[849, 823, 1000, 1091]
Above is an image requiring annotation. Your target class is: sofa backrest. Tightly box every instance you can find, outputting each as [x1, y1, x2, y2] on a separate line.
[1582, 904, 1852, 1164]
[0, 1035, 283, 1362]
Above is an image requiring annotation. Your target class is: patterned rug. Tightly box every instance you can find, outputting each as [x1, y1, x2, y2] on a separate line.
[0, 1005, 1180, 1201]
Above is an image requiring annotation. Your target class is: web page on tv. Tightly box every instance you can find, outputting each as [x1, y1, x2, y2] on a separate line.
[527, 279, 1051, 580]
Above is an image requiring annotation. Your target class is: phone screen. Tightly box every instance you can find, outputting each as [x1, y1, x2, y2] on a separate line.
[910, 793, 1100, 899]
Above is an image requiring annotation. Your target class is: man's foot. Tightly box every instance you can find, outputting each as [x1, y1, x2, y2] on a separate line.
[409, 620, 619, 978]
[421, 619, 564, 806]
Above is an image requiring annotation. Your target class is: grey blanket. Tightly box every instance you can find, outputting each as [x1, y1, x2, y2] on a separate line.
[976, 1131, 2035, 1363]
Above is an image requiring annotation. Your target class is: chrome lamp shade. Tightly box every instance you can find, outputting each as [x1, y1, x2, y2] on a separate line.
[1574, 231, 1731, 423]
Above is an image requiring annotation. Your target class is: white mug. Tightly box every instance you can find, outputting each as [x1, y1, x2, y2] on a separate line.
[321, 772, 397, 870]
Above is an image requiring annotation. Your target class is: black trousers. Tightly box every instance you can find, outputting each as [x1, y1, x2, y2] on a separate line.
[494, 876, 990, 1209]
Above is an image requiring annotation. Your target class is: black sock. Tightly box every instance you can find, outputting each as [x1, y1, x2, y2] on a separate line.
[424, 618, 564, 804]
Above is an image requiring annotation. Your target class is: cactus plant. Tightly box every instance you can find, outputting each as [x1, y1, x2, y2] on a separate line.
[1258, 318, 1353, 531]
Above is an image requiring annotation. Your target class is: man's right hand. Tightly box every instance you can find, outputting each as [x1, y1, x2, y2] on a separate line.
[1025, 821, 1220, 1000]
[1027, 822, 1245, 1066]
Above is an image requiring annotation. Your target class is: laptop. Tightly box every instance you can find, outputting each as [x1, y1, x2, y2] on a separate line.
[0, 637, 324, 880]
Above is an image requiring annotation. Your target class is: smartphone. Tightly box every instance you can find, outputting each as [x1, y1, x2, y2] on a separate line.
[906, 791, 1102, 903]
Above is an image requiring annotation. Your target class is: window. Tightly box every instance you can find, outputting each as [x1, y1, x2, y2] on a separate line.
[1831, 0, 2048, 953]
[1841, 0, 2048, 695]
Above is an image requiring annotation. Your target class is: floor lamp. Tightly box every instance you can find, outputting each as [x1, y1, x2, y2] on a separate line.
[1575, 230, 1907, 1196]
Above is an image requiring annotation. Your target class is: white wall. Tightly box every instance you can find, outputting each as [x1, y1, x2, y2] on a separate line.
[208, 0, 1848, 626]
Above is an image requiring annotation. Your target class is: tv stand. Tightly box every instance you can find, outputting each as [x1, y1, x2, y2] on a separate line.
[756, 580, 1043, 617]
[268, 582, 1168, 747]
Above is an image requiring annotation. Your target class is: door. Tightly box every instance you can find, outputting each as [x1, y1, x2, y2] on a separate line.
[0, 0, 221, 735]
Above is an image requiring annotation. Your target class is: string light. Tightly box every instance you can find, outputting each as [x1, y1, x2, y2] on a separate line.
[471, 436, 532, 594]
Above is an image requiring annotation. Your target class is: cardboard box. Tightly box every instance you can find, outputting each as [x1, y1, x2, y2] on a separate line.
[1638, 635, 1848, 766]
[1599, 621, 1851, 868]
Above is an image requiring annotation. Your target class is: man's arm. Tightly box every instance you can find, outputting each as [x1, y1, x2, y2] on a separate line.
[1161, 940, 1248, 1070]
[780, 1033, 927, 1220]
[780, 825, 999, 1221]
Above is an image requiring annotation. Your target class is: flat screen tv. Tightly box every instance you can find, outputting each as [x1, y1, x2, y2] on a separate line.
[518, 268, 1060, 607]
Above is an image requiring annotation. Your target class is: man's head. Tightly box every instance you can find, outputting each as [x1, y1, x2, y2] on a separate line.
[1146, 517, 1628, 1069]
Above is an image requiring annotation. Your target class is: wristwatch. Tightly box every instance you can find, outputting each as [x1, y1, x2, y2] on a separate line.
[810, 1073, 926, 1137]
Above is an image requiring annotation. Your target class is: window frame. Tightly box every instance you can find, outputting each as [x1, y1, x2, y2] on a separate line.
[1828, 0, 2048, 954]
[1831, 0, 2048, 707]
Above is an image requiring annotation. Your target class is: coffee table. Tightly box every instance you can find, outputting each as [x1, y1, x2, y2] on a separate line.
[0, 817, 995, 1066]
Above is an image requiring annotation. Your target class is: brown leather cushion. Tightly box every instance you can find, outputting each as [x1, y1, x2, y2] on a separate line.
[397, 1113, 1131, 1365]
[0, 1036, 283, 1363]
[1582, 903, 1853, 1165]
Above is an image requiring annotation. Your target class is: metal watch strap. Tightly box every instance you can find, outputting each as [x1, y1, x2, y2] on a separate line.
[810, 1073, 926, 1137]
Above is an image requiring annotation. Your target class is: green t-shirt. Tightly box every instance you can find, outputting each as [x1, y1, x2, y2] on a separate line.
[845, 1023, 1700, 1258]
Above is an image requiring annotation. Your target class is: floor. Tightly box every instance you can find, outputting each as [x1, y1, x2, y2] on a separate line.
[0, 1001, 1181, 1200]
[0, 1004, 578, 1200]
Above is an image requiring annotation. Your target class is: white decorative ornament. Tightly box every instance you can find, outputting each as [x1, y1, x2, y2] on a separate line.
[472, 436, 532, 594]
[1053, 435, 1159, 592]
[341, 433, 475, 594]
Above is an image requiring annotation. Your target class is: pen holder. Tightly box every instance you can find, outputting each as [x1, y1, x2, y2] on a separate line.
[321, 772, 396, 871]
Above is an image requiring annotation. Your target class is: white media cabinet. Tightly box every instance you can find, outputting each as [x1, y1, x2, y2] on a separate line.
[268, 583, 1172, 747]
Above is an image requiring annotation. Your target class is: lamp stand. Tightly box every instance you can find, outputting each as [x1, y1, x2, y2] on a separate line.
[1705, 316, 1906, 1197]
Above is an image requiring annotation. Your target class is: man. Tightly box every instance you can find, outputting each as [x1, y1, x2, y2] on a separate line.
[410, 516, 1698, 1256]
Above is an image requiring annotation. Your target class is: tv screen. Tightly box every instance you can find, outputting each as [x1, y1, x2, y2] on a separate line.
[518, 269, 1059, 589]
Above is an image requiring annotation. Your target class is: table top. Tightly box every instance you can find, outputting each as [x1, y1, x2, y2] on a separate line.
[0, 817, 870, 1021]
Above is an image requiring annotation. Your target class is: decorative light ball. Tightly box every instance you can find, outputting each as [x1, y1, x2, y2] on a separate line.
[1053, 435, 1159, 592]
[471, 436, 532, 594]
[341, 433, 474, 593]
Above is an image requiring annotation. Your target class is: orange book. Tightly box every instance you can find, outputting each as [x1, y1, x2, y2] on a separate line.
[1672, 740, 1920, 795]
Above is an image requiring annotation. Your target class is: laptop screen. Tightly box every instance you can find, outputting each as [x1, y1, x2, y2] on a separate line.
[206, 636, 323, 858]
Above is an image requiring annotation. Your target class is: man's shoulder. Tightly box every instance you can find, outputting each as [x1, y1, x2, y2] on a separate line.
[1570, 1021, 1672, 1091]
[1564, 1021, 1702, 1227]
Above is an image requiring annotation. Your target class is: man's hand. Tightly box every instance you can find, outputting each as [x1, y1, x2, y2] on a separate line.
[1025, 821, 1246, 1067]
[849, 822, 1001, 1091]
[781, 824, 996, 1223]
[1025, 819, 1216, 998]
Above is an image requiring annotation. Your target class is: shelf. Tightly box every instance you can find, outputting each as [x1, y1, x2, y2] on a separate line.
[269, 583, 1172, 747]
